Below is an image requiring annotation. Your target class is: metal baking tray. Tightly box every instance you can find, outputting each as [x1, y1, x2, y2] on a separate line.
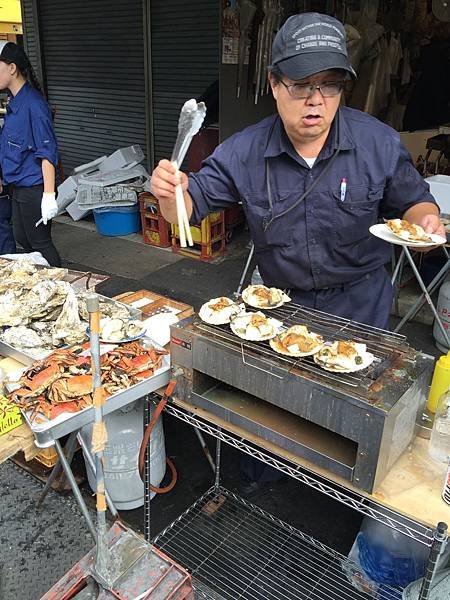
[19, 340, 170, 447]
[0, 293, 142, 366]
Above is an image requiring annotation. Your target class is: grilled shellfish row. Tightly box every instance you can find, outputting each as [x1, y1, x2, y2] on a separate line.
[198, 284, 291, 326]
[198, 292, 374, 371]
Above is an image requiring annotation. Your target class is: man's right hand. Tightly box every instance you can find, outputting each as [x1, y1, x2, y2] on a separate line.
[151, 159, 189, 203]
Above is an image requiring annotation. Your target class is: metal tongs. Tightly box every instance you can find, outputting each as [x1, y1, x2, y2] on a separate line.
[170, 99, 206, 247]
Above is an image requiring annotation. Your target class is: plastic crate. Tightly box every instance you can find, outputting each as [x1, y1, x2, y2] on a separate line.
[171, 211, 225, 261]
[139, 193, 171, 248]
[35, 446, 58, 468]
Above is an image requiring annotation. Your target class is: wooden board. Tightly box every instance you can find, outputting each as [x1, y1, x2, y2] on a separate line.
[171, 396, 450, 529]
[0, 356, 37, 463]
[0, 422, 38, 463]
[114, 290, 194, 321]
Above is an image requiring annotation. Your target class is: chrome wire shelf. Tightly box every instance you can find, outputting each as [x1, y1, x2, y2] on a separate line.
[154, 486, 402, 600]
[162, 401, 434, 547]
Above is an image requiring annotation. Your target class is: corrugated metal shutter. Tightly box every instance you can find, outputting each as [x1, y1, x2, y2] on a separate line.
[151, 0, 220, 164]
[36, 0, 146, 172]
[21, 0, 43, 86]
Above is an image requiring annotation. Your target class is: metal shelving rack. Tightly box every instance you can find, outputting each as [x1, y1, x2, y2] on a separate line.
[146, 396, 449, 600]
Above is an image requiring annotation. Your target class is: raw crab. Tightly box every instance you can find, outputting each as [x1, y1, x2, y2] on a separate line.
[9, 341, 167, 421]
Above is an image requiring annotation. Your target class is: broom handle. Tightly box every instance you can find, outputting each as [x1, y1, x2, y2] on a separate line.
[86, 293, 109, 579]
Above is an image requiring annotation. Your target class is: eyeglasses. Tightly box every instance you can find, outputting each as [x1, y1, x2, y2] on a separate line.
[279, 79, 345, 99]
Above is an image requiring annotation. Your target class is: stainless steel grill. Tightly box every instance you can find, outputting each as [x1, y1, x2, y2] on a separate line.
[170, 305, 434, 493]
[192, 303, 413, 395]
[154, 486, 402, 600]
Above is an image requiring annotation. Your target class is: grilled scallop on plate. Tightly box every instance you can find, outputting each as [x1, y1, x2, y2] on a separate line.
[242, 285, 291, 309]
[230, 311, 283, 341]
[313, 340, 374, 373]
[199, 297, 243, 325]
[269, 324, 324, 357]
[386, 219, 433, 243]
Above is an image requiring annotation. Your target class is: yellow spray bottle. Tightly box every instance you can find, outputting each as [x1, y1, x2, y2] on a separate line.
[427, 351, 450, 413]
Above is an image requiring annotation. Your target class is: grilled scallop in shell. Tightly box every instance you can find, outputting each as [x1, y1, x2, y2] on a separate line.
[199, 297, 243, 325]
[270, 324, 324, 357]
[242, 285, 291, 309]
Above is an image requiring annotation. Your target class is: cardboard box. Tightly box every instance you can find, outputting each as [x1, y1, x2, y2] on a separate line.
[0, 396, 22, 436]
[400, 129, 439, 163]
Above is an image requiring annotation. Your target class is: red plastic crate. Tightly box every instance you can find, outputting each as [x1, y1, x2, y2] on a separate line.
[139, 192, 171, 248]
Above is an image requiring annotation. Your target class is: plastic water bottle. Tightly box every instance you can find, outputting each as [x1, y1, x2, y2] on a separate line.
[428, 389, 450, 463]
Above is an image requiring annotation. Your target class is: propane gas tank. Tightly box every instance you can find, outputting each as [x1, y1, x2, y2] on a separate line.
[433, 277, 450, 353]
[80, 399, 166, 510]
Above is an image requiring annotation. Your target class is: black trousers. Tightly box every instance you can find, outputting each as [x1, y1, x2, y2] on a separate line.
[0, 189, 16, 254]
[10, 184, 61, 267]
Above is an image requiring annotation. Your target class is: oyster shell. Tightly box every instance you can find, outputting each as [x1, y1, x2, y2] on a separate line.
[2, 326, 44, 348]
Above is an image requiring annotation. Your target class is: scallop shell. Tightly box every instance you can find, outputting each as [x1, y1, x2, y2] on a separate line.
[199, 297, 243, 325]
[242, 285, 291, 309]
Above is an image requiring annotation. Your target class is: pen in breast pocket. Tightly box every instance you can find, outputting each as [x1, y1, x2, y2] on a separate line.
[340, 177, 347, 202]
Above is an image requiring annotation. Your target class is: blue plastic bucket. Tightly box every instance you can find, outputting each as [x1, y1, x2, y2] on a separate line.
[93, 205, 141, 237]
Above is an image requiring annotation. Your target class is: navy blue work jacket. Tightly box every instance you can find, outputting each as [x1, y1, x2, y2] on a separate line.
[189, 107, 436, 292]
[0, 82, 58, 186]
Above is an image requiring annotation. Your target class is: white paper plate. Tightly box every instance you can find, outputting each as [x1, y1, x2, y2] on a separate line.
[313, 351, 375, 373]
[369, 223, 446, 247]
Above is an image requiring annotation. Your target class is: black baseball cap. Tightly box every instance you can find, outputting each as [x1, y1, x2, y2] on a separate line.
[271, 12, 356, 81]
[0, 41, 29, 72]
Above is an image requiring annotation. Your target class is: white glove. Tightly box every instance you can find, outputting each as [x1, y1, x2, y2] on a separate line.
[41, 192, 58, 225]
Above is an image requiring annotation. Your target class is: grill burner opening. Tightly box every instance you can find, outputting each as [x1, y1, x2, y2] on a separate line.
[193, 373, 358, 471]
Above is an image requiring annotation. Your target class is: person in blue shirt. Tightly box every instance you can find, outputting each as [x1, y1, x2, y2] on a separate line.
[151, 12, 445, 330]
[0, 180, 16, 255]
[0, 42, 61, 266]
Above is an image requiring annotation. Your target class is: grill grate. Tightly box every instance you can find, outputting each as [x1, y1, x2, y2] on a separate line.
[154, 487, 402, 600]
[191, 303, 415, 393]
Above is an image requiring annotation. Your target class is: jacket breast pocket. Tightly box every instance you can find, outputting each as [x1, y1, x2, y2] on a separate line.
[243, 192, 294, 251]
[5, 136, 26, 171]
[333, 186, 383, 245]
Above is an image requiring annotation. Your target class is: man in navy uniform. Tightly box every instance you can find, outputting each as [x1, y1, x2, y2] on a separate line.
[151, 12, 443, 330]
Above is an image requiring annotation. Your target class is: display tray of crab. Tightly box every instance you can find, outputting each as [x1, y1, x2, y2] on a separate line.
[0, 259, 142, 365]
[5, 338, 170, 446]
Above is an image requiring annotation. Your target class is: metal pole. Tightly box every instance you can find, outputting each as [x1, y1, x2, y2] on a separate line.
[235, 242, 255, 299]
[76, 433, 118, 519]
[37, 430, 78, 507]
[144, 395, 151, 543]
[194, 427, 216, 473]
[418, 522, 448, 600]
[403, 247, 450, 347]
[394, 256, 450, 333]
[86, 293, 109, 582]
[214, 429, 222, 491]
[53, 438, 97, 540]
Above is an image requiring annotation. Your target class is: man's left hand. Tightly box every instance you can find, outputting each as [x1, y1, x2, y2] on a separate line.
[419, 213, 446, 239]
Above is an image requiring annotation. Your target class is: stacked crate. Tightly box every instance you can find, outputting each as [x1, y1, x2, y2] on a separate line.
[171, 211, 225, 261]
[139, 192, 172, 248]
